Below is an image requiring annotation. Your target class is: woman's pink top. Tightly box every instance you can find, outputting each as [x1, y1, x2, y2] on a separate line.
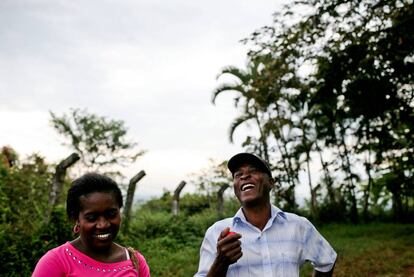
[32, 242, 150, 277]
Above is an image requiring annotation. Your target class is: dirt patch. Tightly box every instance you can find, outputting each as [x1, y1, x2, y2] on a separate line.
[403, 265, 414, 277]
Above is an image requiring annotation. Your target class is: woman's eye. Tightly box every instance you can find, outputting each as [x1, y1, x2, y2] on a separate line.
[85, 215, 97, 222]
[106, 210, 118, 218]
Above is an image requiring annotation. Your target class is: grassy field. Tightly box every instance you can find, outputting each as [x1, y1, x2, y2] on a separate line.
[138, 223, 414, 277]
[299, 223, 414, 277]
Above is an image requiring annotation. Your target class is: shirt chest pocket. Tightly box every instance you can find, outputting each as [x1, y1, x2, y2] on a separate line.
[276, 250, 301, 276]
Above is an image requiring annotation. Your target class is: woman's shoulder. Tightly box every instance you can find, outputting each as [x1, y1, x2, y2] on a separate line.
[32, 242, 70, 277]
[40, 242, 74, 266]
[41, 242, 72, 259]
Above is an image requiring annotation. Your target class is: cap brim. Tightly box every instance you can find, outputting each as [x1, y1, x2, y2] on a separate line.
[227, 153, 272, 177]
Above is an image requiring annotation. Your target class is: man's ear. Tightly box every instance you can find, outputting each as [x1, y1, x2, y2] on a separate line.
[271, 178, 276, 189]
[267, 176, 275, 190]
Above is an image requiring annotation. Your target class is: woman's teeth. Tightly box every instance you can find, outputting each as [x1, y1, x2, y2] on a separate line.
[96, 233, 110, 239]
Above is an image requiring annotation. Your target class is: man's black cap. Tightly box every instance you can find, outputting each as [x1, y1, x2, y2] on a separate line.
[227, 153, 272, 178]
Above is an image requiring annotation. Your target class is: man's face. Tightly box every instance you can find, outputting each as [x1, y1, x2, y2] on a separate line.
[233, 163, 273, 206]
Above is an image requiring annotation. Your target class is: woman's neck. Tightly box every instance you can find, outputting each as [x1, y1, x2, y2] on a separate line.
[70, 237, 125, 263]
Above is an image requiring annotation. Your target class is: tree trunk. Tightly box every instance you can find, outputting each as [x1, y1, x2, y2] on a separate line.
[315, 140, 336, 204]
[362, 153, 373, 220]
[362, 121, 374, 221]
[338, 124, 358, 223]
[272, 129, 297, 209]
[255, 113, 270, 162]
[306, 151, 318, 219]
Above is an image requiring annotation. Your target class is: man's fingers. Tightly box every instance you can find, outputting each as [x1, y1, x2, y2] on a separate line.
[216, 227, 242, 265]
[220, 246, 243, 264]
[228, 250, 243, 263]
[218, 232, 241, 244]
[218, 227, 230, 240]
[217, 235, 241, 248]
[218, 239, 241, 253]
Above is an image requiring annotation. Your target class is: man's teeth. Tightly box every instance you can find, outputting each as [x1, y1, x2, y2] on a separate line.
[241, 184, 255, 191]
[96, 234, 110, 239]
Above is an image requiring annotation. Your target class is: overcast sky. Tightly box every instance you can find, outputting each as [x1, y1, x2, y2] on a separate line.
[0, 0, 286, 201]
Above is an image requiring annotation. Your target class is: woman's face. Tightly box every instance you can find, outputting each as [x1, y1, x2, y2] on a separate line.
[77, 191, 121, 252]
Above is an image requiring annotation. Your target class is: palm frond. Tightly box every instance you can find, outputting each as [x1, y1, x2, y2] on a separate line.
[218, 66, 250, 83]
[229, 113, 256, 143]
[211, 84, 245, 104]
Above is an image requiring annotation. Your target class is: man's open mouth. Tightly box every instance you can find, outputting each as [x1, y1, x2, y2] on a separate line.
[241, 183, 255, 191]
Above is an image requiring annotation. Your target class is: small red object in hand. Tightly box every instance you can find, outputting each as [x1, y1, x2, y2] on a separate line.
[226, 231, 237, 237]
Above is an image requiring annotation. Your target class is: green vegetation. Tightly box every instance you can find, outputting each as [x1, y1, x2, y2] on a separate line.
[0, 149, 413, 276]
[300, 223, 414, 277]
[128, 213, 414, 276]
[213, 0, 414, 222]
[1, 0, 413, 276]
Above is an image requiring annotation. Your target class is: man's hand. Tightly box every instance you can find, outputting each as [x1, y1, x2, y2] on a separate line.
[206, 227, 242, 277]
[216, 227, 242, 264]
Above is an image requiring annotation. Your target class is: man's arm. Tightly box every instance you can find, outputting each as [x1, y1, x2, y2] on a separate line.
[206, 227, 242, 277]
[300, 218, 337, 277]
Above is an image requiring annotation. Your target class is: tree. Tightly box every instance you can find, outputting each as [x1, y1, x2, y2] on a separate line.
[0, 149, 53, 235]
[213, 0, 414, 220]
[50, 108, 145, 175]
[212, 56, 302, 210]
[0, 147, 75, 276]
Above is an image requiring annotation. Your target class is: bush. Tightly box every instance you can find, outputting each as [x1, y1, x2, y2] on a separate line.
[1, 207, 73, 277]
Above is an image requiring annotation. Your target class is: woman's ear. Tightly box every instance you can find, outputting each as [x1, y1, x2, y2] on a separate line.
[73, 221, 80, 234]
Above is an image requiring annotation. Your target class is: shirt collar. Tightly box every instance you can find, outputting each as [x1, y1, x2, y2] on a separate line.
[232, 204, 286, 226]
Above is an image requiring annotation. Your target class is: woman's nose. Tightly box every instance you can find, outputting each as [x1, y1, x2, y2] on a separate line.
[96, 217, 110, 228]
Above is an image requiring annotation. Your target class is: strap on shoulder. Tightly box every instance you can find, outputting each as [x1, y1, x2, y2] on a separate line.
[127, 247, 140, 277]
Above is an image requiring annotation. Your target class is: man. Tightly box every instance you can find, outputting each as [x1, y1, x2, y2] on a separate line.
[195, 153, 337, 277]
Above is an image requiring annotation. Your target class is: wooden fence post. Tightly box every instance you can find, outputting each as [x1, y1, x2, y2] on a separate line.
[172, 180, 186, 216]
[123, 170, 146, 231]
[217, 184, 230, 217]
[46, 152, 80, 223]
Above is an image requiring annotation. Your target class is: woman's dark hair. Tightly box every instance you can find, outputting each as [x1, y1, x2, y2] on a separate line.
[66, 173, 123, 220]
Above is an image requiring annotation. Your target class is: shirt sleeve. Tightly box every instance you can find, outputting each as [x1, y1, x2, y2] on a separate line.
[31, 249, 66, 277]
[136, 251, 151, 277]
[194, 226, 218, 277]
[301, 219, 337, 272]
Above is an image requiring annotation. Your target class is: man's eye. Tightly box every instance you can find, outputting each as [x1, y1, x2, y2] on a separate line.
[234, 173, 242, 179]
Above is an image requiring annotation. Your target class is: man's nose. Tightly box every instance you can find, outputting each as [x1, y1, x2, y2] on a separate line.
[240, 172, 251, 180]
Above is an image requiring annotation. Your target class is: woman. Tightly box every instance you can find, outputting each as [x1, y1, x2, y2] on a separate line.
[32, 173, 150, 276]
